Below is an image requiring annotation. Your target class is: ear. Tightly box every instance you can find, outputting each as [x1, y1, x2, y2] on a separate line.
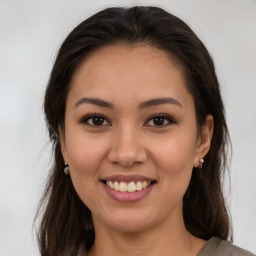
[59, 126, 69, 164]
[193, 114, 214, 167]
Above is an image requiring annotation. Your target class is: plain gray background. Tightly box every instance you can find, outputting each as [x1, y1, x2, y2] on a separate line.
[0, 0, 255, 255]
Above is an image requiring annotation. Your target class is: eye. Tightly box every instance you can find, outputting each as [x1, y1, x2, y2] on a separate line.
[145, 114, 176, 127]
[79, 114, 111, 126]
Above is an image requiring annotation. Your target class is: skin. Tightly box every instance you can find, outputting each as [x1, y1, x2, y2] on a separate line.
[60, 45, 213, 256]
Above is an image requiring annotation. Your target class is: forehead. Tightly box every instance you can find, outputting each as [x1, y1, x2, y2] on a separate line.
[68, 44, 192, 107]
[73, 44, 183, 80]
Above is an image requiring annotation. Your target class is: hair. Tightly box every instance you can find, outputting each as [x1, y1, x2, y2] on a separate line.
[37, 6, 231, 256]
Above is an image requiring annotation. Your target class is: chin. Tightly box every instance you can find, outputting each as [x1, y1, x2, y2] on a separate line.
[110, 221, 153, 233]
[98, 210, 158, 233]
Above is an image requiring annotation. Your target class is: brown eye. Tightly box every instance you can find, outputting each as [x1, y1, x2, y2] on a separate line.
[91, 116, 105, 125]
[145, 114, 175, 127]
[152, 116, 166, 126]
[80, 114, 111, 126]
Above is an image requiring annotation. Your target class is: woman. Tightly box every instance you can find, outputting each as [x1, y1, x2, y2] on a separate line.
[37, 6, 255, 256]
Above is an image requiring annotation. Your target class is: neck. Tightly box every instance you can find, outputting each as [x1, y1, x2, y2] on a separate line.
[88, 212, 205, 256]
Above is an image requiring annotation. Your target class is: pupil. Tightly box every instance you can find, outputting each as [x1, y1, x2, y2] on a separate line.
[153, 117, 164, 125]
[93, 117, 104, 125]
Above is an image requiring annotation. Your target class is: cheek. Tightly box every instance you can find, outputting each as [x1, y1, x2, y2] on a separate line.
[152, 132, 197, 172]
[65, 130, 107, 172]
[150, 132, 197, 196]
[157, 137, 194, 204]
[64, 131, 109, 201]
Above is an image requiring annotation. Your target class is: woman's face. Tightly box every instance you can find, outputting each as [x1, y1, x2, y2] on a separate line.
[61, 45, 212, 233]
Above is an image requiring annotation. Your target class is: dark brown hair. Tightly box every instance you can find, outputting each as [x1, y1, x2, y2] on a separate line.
[37, 6, 231, 256]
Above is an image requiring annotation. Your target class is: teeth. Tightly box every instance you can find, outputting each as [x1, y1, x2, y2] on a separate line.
[109, 180, 114, 189]
[128, 182, 136, 192]
[106, 180, 152, 192]
[142, 181, 148, 189]
[119, 182, 128, 192]
[136, 181, 142, 191]
[114, 181, 119, 191]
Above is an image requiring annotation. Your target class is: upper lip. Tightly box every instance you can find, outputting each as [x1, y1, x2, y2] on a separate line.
[101, 174, 156, 183]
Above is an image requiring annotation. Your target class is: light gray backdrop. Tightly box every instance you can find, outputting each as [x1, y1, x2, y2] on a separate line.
[0, 0, 255, 255]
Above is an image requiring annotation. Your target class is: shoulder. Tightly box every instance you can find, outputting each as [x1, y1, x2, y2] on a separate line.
[217, 239, 255, 256]
[197, 237, 255, 256]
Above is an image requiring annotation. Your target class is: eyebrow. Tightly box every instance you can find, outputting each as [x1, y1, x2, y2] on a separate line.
[74, 97, 182, 109]
[139, 97, 182, 109]
[74, 97, 114, 109]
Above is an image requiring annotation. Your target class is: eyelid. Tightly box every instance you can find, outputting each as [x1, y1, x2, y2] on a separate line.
[144, 113, 176, 126]
[79, 113, 111, 126]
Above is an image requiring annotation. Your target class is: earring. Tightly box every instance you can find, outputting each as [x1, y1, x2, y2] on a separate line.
[64, 162, 70, 175]
[197, 158, 204, 180]
[199, 158, 204, 169]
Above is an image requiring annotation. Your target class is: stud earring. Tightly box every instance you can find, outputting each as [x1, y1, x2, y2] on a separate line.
[64, 162, 70, 175]
[197, 158, 204, 180]
[199, 158, 204, 169]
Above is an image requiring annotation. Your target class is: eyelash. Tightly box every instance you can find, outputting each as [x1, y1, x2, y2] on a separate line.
[145, 113, 176, 127]
[79, 113, 111, 126]
[79, 113, 176, 127]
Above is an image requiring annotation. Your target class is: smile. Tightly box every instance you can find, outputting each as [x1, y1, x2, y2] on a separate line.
[101, 175, 156, 201]
[106, 180, 151, 192]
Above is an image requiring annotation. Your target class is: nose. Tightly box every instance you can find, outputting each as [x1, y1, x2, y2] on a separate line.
[107, 125, 148, 167]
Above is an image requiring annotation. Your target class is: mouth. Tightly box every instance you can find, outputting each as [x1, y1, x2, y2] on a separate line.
[101, 175, 157, 194]
[103, 180, 153, 192]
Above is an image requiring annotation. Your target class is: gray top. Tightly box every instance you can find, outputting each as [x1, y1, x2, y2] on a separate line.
[197, 237, 255, 256]
[80, 237, 255, 256]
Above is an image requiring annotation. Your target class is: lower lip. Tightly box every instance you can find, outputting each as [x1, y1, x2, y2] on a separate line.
[103, 182, 154, 202]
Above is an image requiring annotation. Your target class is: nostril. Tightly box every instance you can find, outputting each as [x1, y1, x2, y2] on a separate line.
[107, 143, 148, 167]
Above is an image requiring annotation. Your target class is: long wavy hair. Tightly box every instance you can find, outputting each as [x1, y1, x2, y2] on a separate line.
[37, 6, 231, 256]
